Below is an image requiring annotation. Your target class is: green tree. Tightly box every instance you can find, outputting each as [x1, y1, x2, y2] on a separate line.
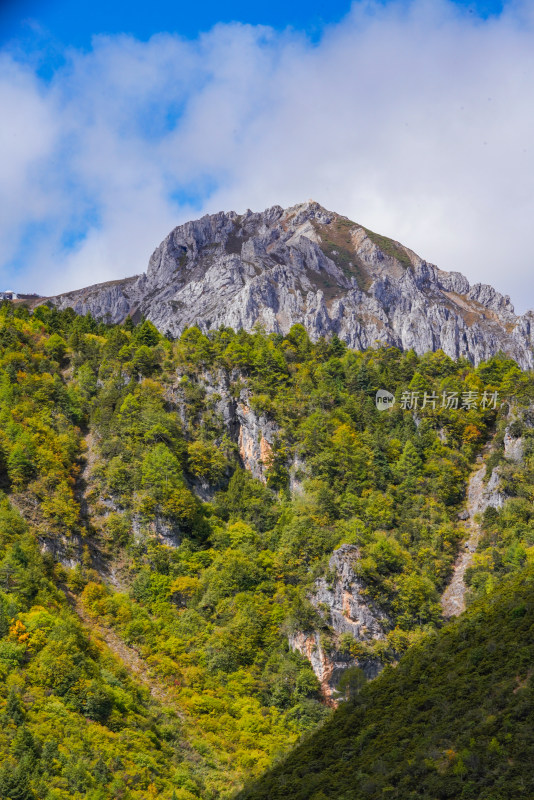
[141, 444, 183, 501]
[0, 761, 35, 800]
[132, 345, 156, 376]
[134, 319, 160, 347]
[396, 440, 422, 482]
[4, 690, 25, 725]
[335, 666, 367, 701]
[44, 333, 67, 363]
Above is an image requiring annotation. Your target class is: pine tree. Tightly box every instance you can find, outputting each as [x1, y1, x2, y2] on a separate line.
[355, 363, 371, 391]
[5, 690, 25, 725]
[0, 761, 34, 800]
[0, 598, 8, 638]
[329, 334, 346, 358]
[396, 440, 423, 481]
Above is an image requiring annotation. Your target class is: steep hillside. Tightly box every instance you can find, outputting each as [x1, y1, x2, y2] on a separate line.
[0, 502, 191, 800]
[45, 201, 534, 367]
[237, 565, 534, 800]
[0, 299, 533, 798]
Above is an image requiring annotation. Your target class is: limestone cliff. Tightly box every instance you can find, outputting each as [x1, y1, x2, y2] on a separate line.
[289, 544, 388, 702]
[46, 201, 534, 367]
[169, 368, 279, 489]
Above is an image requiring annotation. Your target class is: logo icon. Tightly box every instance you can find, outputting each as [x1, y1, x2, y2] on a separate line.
[375, 389, 395, 411]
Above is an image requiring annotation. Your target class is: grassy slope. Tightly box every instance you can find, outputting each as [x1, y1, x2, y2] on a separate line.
[237, 566, 534, 800]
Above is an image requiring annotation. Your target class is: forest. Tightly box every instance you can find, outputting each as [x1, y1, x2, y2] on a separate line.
[0, 299, 532, 799]
[237, 565, 534, 800]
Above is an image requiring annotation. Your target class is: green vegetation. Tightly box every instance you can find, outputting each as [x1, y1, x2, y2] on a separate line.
[237, 565, 534, 800]
[314, 217, 372, 290]
[466, 391, 534, 601]
[0, 299, 532, 798]
[362, 226, 413, 269]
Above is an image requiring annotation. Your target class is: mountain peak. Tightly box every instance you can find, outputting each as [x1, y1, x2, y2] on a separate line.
[45, 202, 534, 367]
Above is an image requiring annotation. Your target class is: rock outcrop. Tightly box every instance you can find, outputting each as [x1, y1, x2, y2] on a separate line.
[441, 414, 525, 619]
[46, 201, 534, 367]
[289, 544, 388, 702]
[504, 424, 524, 463]
[170, 368, 280, 487]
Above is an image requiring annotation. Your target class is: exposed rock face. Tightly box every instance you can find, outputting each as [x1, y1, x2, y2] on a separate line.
[46, 201, 534, 367]
[484, 466, 506, 509]
[289, 545, 388, 702]
[236, 401, 276, 481]
[171, 368, 280, 486]
[441, 424, 518, 619]
[312, 545, 388, 641]
[132, 514, 182, 548]
[504, 425, 524, 463]
[441, 459, 497, 618]
[39, 533, 84, 570]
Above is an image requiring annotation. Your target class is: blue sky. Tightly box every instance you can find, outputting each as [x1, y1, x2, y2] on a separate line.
[0, 0, 506, 45]
[1, 0, 533, 309]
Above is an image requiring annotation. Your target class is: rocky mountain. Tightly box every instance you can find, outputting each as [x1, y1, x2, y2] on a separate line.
[46, 201, 534, 367]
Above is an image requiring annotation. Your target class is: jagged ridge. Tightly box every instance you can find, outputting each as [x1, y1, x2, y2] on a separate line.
[47, 201, 534, 367]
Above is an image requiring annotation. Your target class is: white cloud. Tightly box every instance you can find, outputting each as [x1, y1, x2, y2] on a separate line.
[0, 54, 59, 263]
[1, 0, 534, 310]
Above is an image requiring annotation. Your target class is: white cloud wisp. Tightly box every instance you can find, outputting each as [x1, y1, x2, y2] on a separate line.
[1, 0, 534, 309]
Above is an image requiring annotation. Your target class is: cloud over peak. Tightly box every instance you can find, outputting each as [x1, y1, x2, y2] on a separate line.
[2, 0, 534, 308]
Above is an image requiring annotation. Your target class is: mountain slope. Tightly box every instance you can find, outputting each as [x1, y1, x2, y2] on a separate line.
[237, 566, 534, 800]
[1, 300, 533, 798]
[46, 201, 534, 367]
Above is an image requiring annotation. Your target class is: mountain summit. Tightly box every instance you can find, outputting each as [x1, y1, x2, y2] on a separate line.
[48, 201, 534, 366]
